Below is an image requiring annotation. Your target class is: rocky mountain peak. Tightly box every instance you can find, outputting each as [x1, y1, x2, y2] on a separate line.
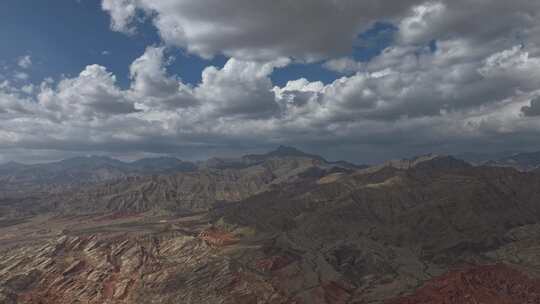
[386, 154, 470, 170]
[270, 145, 314, 157]
[244, 145, 326, 162]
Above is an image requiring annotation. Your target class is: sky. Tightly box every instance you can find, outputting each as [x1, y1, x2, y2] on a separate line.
[1, 0, 540, 164]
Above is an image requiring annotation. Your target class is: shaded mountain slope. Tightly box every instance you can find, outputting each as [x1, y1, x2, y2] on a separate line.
[217, 163, 540, 255]
[211, 160, 540, 302]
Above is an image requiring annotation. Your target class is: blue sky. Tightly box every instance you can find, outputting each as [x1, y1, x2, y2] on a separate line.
[1, 0, 218, 87]
[1, 0, 397, 87]
[1, 0, 147, 86]
[1, 0, 539, 163]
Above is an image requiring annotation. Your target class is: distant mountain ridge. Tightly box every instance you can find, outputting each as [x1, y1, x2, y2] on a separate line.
[243, 145, 327, 163]
[0, 146, 365, 193]
[0, 155, 197, 191]
[483, 151, 540, 171]
[454, 151, 520, 165]
[441, 150, 540, 172]
[10, 146, 540, 199]
[199, 146, 367, 170]
[361, 154, 472, 175]
[7, 146, 540, 193]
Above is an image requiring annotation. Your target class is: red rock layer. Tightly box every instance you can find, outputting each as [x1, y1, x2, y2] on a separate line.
[199, 227, 238, 246]
[386, 264, 540, 304]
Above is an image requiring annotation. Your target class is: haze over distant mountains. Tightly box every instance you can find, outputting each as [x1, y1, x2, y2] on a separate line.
[2, 146, 540, 190]
[0, 155, 196, 189]
[0, 146, 365, 190]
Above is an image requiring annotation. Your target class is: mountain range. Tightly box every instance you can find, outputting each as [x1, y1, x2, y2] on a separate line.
[0, 156, 196, 192]
[1, 147, 540, 303]
[482, 151, 540, 171]
[458, 150, 540, 171]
